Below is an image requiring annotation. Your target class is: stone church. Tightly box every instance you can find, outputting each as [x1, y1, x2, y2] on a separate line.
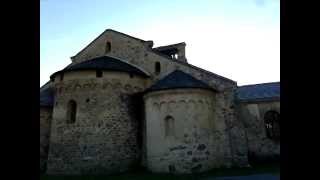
[40, 29, 280, 175]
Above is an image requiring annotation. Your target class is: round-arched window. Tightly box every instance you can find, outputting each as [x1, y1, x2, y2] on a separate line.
[67, 100, 77, 124]
[164, 115, 175, 137]
[105, 41, 111, 53]
[264, 110, 280, 140]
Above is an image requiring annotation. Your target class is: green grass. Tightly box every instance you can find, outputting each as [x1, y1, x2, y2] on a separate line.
[40, 163, 279, 180]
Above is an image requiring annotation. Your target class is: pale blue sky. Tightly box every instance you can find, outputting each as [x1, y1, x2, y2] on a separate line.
[40, 0, 279, 86]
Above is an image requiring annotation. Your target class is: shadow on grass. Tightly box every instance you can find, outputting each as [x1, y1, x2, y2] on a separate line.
[40, 163, 279, 180]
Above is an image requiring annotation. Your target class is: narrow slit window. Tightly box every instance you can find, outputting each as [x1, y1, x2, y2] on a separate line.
[165, 115, 175, 137]
[155, 62, 161, 74]
[67, 100, 77, 124]
[60, 73, 64, 81]
[105, 41, 111, 53]
[96, 70, 103, 78]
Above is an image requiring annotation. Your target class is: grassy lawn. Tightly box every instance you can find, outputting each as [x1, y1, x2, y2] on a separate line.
[40, 163, 279, 180]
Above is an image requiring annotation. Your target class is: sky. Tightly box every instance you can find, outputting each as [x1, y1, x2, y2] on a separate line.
[40, 0, 279, 87]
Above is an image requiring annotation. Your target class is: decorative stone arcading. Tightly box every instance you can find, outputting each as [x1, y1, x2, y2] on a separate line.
[144, 88, 232, 174]
[152, 99, 214, 110]
[54, 80, 144, 95]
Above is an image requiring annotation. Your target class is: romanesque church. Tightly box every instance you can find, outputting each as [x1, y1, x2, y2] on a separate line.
[40, 29, 280, 175]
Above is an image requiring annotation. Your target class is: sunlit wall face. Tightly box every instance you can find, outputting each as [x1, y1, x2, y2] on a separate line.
[40, 0, 279, 87]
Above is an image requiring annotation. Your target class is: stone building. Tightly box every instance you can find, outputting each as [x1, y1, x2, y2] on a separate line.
[236, 82, 280, 163]
[40, 29, 280, 174]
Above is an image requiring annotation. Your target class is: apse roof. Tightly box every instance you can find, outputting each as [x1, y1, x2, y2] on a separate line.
[146, 70, 215, 92]
[50, 56, 149, 79]
[40, 82, 54, 107]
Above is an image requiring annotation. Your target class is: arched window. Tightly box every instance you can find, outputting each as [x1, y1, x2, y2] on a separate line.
[165, 115, 175, 137]
[155, 62, 161, 74]
[264, 111, 280, 140]
[105, 41, 111, 53]
[96, 70, 103, 78]
[67, 100, 77, 124]
[60, 73, 64, 81]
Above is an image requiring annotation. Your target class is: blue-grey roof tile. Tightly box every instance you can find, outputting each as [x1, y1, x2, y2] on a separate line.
[146, 70, 215, 92]
[50, 56, 149, 79]
[40, 83, 54, 107]
[236, 82, 280, 102]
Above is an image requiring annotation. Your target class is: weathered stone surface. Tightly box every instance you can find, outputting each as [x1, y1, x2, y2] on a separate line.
[236, 101, 280, 163]
[47, 71, 147, 175]
[70, 29, 236, 92]
[40, 107, 52, 173]
[40, 29, 278, 175]
[144, 88, 235, 174]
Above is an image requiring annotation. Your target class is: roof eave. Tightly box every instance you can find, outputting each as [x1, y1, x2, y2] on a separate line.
[236, 97, 280, 104]
[144, 86, 218, 94]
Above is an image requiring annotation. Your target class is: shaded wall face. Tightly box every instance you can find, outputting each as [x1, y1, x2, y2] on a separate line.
[47, 71, 147, 175]
[144, 89, 233, 174]
[236, 101, 280, 163]
[40, 107, 53, 173]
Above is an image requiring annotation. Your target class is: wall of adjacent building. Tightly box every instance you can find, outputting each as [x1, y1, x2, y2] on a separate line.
[236, 101, 280, 163]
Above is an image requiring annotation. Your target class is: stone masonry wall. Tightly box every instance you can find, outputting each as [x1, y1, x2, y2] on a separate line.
[222, 88, 249, 167]
[144, 89, 233, 174]
[40, 107, 53, 173]
[64, 30, 248, 169]
[47, 71, 148, 175]
[71, 30, 235, 91]
[236, 101, 280, 163]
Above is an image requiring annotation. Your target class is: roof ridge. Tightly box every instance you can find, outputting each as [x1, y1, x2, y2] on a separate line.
[239, 82, 280, 88]
[153, 42, 186, 49]
[106, 29, 147, 42]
